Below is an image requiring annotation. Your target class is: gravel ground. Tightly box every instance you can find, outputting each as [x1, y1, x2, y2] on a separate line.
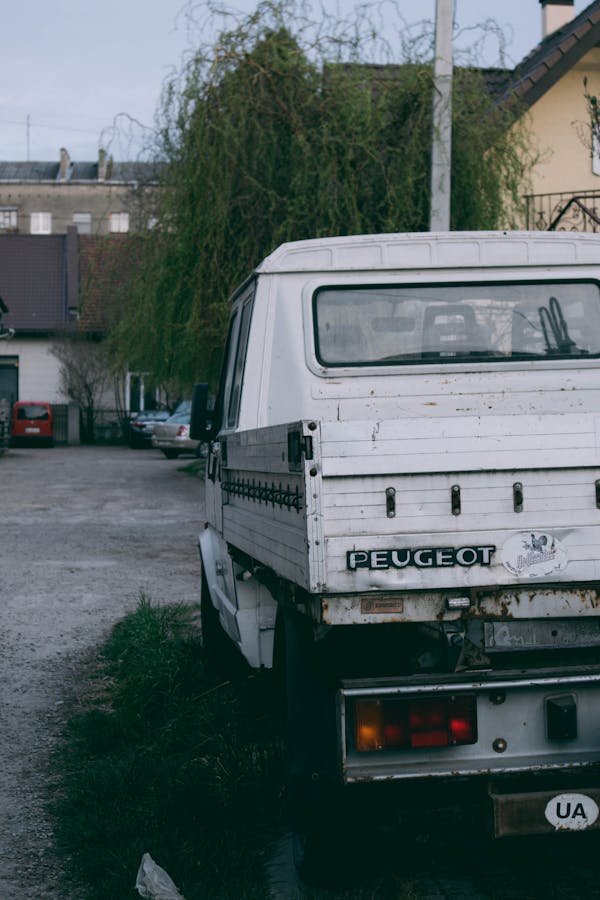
[3, 444, 600, 900]
[0, 445, 204, 899]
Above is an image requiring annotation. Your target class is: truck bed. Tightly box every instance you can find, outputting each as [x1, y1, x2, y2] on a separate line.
[221, 417, 600, 616]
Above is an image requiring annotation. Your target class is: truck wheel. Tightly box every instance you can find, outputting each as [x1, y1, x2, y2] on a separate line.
[288, 780, 345, 884]
[162, 449, 179, 459]
[200, 565, 248, 677]
[275, 608, 346, 885]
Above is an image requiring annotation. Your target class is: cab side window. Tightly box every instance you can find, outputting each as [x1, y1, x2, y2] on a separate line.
[219, 283, 255, 431]
[227, 296, 253, 427]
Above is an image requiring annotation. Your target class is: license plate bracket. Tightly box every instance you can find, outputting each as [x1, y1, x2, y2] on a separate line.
[491, 787, 600, 837]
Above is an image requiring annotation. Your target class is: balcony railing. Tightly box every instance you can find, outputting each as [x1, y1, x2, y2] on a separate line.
[524, 190, 600, 231]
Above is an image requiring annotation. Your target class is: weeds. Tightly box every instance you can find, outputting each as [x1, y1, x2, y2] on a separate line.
[49, 596, 285, 899]
[48, 597, 436, 899]
[177, 458, 205, 477]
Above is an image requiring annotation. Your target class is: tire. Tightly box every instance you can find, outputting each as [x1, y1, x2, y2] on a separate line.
[275, 608, 347, 886]
[162, 449, 179, 459]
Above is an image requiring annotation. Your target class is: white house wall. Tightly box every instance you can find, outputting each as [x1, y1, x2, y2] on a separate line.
[526, 47, 600, 195]
[0, 338, 66, 403]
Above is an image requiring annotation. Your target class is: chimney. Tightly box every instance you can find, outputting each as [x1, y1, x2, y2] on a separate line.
[98, 147, 108, 181]
[540, 0, 575, 39]
[58, 147, 71, 181]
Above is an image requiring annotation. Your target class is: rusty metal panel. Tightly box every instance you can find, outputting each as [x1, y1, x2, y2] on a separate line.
[322, 587, 600, 625]
[484, 619, 600, 652]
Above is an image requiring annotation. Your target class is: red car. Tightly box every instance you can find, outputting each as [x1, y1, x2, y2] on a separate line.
[11, 401, 54, 447]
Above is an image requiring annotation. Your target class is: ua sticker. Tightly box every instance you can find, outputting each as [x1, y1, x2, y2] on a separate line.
[545, 793, 599, 831]
[501, 531, 567, 578]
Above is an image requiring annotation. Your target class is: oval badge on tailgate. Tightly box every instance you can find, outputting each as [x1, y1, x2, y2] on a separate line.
[545, 793, 599, 831]
[501, 531, 567, 578]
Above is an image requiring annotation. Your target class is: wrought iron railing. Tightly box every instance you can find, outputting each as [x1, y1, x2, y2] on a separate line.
[524, 190, 600, 231]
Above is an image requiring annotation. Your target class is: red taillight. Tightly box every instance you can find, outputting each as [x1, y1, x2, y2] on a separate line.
[448, 696, 477, 745]
[354, 695, 477, 752]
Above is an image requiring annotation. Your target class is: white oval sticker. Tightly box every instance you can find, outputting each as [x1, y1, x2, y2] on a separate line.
[501, 532, 567, 578]
[545, 793, 599, 831]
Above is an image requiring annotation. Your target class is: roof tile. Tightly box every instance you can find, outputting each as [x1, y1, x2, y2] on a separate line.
[0, 235, 67, 331]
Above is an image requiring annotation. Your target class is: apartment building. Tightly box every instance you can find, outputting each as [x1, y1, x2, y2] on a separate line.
[0, 147, 159, 237]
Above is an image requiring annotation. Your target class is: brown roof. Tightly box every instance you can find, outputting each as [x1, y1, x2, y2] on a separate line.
[500, 0, 600, 108]
[78, 235, 143, 334]
[0, 160, 161, 185]
[334, 2, 600, 111]
[0, 235, 74, 332]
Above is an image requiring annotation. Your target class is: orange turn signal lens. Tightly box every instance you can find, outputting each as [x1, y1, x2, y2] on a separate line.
[355, 699, 384, 751]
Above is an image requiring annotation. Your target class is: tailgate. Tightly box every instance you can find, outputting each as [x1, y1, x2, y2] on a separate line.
[319, 415, 600, 598]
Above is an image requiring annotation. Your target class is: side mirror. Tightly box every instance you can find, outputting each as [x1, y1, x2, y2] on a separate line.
[190, 383, 214, 441]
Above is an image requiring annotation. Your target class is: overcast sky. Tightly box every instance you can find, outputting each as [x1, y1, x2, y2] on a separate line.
[0, 0, 592, 162]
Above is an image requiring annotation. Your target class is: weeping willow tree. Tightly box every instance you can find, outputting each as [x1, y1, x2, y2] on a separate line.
[113, 0, 533, 391]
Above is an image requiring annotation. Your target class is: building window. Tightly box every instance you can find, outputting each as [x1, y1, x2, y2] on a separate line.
[73, 212, 92, 234]
[0, 208, 18, 231]
[593, 131, 600, 176]
[109, 212, 129, 233]
[127, 373, 159, 412]
[30, 212, 52, 234]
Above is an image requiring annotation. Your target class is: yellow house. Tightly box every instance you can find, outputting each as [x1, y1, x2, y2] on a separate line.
[508, 0, 600, 229]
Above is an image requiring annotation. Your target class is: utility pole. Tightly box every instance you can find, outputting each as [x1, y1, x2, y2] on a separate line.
[429, 0, 454, 232]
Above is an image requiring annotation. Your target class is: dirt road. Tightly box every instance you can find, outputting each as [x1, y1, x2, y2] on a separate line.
[0, 445, 204, 898]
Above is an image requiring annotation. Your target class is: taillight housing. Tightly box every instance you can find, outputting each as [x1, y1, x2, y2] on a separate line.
[353, 694, 477, 752]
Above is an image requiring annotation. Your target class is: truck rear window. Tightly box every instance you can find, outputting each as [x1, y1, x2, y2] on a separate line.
[314, 281, 600, 365]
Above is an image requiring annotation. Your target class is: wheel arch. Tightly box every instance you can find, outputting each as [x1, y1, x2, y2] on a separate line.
[198, 526, 278, 668]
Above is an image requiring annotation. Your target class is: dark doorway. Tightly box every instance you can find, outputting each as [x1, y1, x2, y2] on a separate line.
[0, 357, 18, 405]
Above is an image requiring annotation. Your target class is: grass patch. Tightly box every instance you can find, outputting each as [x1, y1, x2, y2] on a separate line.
[48, 596, 285, 899]
[177, 458, 206, 477]
[48, 597, 437, 899]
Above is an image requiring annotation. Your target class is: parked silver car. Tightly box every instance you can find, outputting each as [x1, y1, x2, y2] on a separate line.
[151, 411, 200, 459]
[128, 409, 170, 449]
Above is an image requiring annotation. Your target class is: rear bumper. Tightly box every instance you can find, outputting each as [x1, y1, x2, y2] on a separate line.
[10, 433, 53, 446]
[340, 668, 600, 783]
[329, 768, 600, 839]
[152, 437, 199, 451]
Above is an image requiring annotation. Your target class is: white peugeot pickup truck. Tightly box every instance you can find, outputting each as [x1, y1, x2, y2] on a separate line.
[191, 230, 600, 873]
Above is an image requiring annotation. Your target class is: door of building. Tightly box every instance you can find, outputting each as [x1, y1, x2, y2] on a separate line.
[0, 357, 18, 405]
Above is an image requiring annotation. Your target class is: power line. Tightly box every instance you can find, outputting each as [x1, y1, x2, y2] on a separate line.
[0, 117, 103, 136]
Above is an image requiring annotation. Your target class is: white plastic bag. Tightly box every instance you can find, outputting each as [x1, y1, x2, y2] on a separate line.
[135, 852, 186, 900]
